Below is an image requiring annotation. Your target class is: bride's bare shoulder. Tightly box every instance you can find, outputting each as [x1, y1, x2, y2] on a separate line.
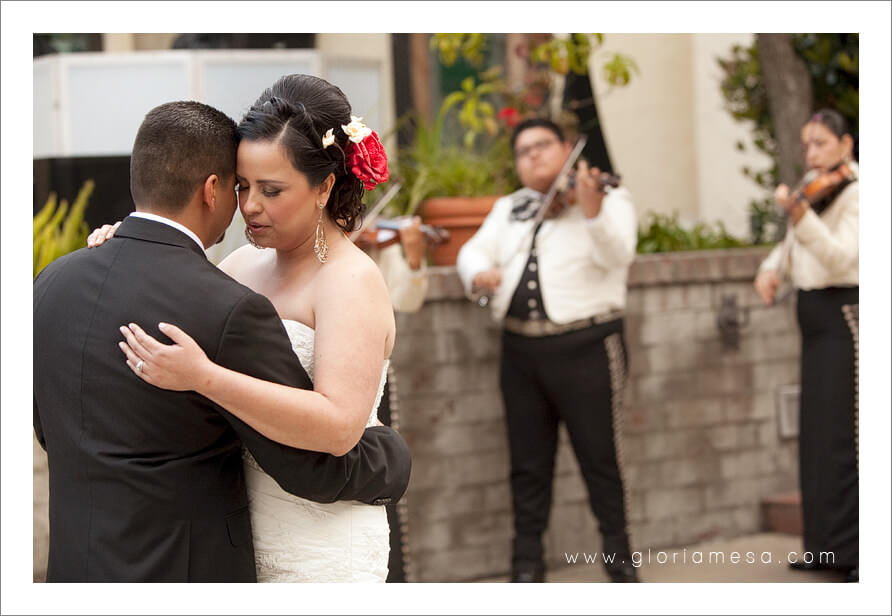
[317, 243, 390, 307]
[218, 244, 269, 279]
[313, 243, 396, 356]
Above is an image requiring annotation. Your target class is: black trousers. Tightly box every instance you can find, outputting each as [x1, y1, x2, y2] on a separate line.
[377, 367, 410, 582]
[500, 318, 632, 568]
[797, 287, 859, 569]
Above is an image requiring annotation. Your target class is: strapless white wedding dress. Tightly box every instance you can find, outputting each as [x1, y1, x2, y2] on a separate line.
[242, 319, 391, 582]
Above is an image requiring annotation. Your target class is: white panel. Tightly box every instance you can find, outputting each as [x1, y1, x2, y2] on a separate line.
[776, 384, 801, 440]
[202, 61, 315, 122]
[65, 59, 190, 156]
[198, 51, 319, 123]
[33, 50, 388, 161]
[325, 59, 383, 133]
[33, 59, 58, 159]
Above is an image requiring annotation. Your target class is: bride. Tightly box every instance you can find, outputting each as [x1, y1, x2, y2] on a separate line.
[109, 74, 396, 582]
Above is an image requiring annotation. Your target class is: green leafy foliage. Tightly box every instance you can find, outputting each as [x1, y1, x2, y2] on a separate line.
[747, 199, 787, 246]
[529, 33, 594, 76]
[717, 43, 776, 193]
[636, 212, 748, 254]
[601, 53, 640, 87]
[793, 34, 859, 132]
[33, 180, 94, 278]
[430, 33, 488, 68]
[372, 94, 520, 217]
[452, 70, 504, 148]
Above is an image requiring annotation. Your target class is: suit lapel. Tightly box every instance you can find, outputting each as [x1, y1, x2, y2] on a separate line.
[114, 216, 207, 259]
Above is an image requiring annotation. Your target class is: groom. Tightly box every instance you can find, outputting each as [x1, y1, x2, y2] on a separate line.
[33, 101, 411, 582]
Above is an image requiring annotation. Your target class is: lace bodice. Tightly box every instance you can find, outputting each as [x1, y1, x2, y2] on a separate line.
[241, 318, 392, 582]
[280, 319, 388, 428]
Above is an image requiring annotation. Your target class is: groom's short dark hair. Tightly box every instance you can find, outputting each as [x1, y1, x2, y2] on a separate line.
[130, 101, 238, 214]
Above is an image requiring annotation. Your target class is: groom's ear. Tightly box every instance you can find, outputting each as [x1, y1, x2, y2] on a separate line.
[202, 174, 220, 213]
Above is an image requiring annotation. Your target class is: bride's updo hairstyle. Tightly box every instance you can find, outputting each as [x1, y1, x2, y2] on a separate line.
[238, 74, 365, 232]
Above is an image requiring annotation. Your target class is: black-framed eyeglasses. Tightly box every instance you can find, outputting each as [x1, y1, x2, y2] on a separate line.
[515, 138, 558, 160]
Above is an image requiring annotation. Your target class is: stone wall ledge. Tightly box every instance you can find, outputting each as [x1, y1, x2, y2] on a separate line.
[425, 247, 772, 301]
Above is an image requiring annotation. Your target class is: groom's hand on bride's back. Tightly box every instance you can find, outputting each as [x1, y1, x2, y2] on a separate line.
[87, 221, 122, 247]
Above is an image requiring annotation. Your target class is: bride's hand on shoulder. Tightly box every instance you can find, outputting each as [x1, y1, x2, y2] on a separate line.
[118, 322, 212, 391]
[87, 221, 122, 247]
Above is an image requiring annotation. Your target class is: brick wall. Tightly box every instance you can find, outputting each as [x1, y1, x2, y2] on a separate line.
[393, 247, 801, 582]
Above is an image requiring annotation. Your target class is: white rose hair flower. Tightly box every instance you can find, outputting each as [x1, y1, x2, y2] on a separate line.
[341, 115, 373, 144]
[322, 128, 335, 148]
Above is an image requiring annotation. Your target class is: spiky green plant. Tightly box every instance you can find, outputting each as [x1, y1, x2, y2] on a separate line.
[33, 180, 94, 278]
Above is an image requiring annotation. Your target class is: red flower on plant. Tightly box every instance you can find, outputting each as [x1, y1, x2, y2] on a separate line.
[497, 107, 521, 128]
[345, 130, 389, 191]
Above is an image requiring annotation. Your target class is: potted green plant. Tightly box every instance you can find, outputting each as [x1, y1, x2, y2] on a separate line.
[371, 72, 520, 265]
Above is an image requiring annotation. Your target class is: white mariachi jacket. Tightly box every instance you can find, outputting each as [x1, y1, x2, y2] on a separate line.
[758, 162, 859, 291]
[456, 185, 638, 324]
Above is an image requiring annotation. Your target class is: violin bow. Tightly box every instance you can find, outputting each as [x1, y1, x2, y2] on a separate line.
[349, 182, 403, 242]
[530, 136, 588, 228]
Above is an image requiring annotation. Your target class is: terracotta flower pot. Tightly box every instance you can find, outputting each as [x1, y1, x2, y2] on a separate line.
[418, 195, 499, 266]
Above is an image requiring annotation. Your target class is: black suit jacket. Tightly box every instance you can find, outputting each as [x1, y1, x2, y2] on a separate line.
[33, 216, 411, 582]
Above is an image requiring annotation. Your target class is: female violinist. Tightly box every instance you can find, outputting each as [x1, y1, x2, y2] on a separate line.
[753, 108, 859, 582]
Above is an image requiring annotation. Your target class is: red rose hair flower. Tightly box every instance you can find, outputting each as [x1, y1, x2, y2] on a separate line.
[345, 129, 389, 191]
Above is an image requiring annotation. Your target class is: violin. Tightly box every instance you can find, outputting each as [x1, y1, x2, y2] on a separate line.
[597, 170, 622, 190]
[770, 161, 857, 305]
[561, 168, 621, 194]
[542, 168, 622, 217]
[789, 162, 856, 214]
[348, 181, 450, 251]
[352, 219, 450, 251]
[533, 137, 622, 220]
[476, 139, 620, 307]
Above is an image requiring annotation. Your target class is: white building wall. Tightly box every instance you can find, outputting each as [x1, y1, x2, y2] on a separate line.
[591, 33, 773, 237]
[692, 33, 773, 238]
[590, 34, 699, 224]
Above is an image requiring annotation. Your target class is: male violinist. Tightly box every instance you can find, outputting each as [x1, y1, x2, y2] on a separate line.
[457, 118, 639, 583]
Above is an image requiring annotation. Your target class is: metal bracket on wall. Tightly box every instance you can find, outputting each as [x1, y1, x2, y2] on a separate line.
[716, 293, 750, 351]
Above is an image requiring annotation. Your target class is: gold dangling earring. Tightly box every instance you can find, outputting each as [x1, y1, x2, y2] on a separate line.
[314, 202, 328, 263]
